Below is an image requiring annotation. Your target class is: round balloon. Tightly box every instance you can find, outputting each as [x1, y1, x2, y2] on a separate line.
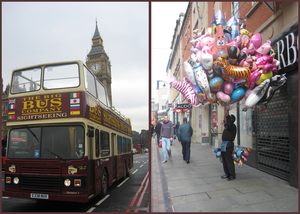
[231, 88, 245, 102]
[217, 91, 231, 106]
[223, 82, 234, 95]
[210, 77, 224, 92]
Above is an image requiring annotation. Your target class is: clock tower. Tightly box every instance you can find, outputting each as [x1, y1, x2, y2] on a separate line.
[86, 21, 112, 107]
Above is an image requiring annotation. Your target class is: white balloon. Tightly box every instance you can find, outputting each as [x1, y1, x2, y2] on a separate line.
[183, 61, 197, 85]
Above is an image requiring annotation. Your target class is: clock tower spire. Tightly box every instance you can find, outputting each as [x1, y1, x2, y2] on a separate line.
[86, 20, 112, 107]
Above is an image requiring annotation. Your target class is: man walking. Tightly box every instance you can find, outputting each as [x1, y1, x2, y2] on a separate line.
[160, 115, 173, 163]
[155, 120, 162, 146]
[221, 109, 237, 181]
[177, 117, 193, 163]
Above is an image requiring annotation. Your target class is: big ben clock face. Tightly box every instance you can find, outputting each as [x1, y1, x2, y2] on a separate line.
[90, 63, 101, 73]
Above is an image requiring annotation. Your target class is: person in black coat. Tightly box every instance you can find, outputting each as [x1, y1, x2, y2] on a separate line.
[177, 118, 193, 163]
[155, 120, 162, 146]
[221, 109, 237, 181]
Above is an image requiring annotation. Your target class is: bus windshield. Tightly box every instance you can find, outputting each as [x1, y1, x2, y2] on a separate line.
[7, 126, 84, 160]
[11, 68, 41, 93]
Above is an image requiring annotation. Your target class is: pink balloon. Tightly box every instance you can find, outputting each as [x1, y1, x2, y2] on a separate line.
[217, 91, 231, 106]
[223, 81, 234, 95]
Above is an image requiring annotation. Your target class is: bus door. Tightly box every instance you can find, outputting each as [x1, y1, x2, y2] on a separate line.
[111, 133, 116, 181]
[87, 127, 95, 197]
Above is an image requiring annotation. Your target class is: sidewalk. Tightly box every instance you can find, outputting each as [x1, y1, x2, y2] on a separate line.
[151, 136, 298, 212]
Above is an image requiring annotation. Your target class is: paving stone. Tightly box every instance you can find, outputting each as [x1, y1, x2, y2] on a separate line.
[249, 196, 298, 212]
[207, 188, 241, 199]
[230, 191, 275, 206]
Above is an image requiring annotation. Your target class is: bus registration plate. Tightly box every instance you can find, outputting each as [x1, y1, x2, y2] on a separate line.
[30, 193, 49, 199]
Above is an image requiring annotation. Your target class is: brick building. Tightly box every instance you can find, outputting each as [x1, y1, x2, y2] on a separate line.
[167, 2, 298, 187]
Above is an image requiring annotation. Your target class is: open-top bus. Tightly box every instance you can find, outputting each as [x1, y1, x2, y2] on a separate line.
[3, 60, 133, 203]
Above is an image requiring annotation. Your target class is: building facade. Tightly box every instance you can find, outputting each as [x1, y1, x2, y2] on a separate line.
[167, 2, 298, 188]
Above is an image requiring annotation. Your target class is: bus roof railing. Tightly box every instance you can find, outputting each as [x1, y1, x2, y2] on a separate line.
[111, 106, 131, 126]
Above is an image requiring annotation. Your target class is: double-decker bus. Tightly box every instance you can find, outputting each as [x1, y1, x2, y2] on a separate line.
[3, 60, 133, 203]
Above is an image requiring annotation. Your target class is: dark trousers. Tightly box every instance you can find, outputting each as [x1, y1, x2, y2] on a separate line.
[181, 141, 191, 161]
[221, 142, 235, 177]
[156, 134, 160, 146]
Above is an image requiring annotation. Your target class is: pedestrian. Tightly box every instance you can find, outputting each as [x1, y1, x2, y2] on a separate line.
[175, 122, 180, 136]
[155, 120, 162, 146]
[159, 115, 173, 163]
[221, 109, 237, 181]
[151, 123, 154, 138]
[177, 117, 193, 163]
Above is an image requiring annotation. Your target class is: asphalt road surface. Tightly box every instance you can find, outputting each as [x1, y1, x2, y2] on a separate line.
[2, 153, 149, 212]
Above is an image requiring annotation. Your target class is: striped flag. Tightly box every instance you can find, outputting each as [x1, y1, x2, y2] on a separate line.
[70, 111, 80, 115]
[8, 111, 15, 115]
[8, 104, 15, 109]
[8, 115, 15, 120]
[70, 93, 80, 98]
[70, 104, 80, 110]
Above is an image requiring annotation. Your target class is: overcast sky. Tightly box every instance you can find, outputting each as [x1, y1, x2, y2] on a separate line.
[151, 2, 188, 101]
[2, 2, 148, 133]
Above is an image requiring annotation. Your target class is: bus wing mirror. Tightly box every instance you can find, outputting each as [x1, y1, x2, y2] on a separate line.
[87, 129, 94, 137]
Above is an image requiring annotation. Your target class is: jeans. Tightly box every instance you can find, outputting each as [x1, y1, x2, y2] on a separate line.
[162, 137, 171, 161]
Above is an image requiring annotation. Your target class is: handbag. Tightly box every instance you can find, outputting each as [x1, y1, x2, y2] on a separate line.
[159, 142, 162, 148]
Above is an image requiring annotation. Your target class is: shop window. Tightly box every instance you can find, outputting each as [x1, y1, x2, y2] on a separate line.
[238, 100, 255, 149]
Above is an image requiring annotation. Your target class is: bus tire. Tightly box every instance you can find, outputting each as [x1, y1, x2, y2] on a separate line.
[100, 169, 108, 198]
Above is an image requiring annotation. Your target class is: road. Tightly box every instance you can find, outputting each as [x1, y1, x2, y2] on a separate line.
[2, 153, 149, 212]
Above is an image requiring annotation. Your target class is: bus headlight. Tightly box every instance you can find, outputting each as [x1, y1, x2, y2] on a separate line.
[64, 179, 71, 187]
[74, 179, 81, 187]
[6, 177, 11, 184]
[13, 177, 19, 184]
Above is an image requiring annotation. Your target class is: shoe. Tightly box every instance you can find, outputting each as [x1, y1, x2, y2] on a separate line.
[162, 160, 167, 163]
[227, 176, 236, 181]
[186, 160, 190, 164]
[221, 175, 229, 179]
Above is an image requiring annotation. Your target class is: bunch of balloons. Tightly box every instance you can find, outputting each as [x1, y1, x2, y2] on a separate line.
[170, 9, 287, 111]
[214, 148, 222, 163]
[232, 147, 251, 168]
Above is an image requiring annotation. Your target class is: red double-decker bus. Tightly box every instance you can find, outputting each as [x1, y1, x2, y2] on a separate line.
[3, 60, 133, 203]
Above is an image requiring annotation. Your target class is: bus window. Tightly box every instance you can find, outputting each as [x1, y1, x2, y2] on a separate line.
[95, 129, 100, 157]
[11, 68, 41, 94]
[122, 137, 127, 154]
[117, 136, 122, 154]
[127, 138, 131, 153]
[7, 126, 84, 160]
[44, 63, 79, 89]
[96, 79, 107, 106]
[100, 131, 110, 157]
[83, 66, 97, 98]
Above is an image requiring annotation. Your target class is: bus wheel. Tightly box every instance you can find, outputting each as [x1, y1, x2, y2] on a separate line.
[100, 169, 108, 198]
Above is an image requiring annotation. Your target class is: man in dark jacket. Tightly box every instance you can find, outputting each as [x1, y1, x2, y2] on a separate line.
[155, 120, 162, 146]
[221, 109, 237, 181]
[177, 117, 193, 163]
[159, 115, 173, 163]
